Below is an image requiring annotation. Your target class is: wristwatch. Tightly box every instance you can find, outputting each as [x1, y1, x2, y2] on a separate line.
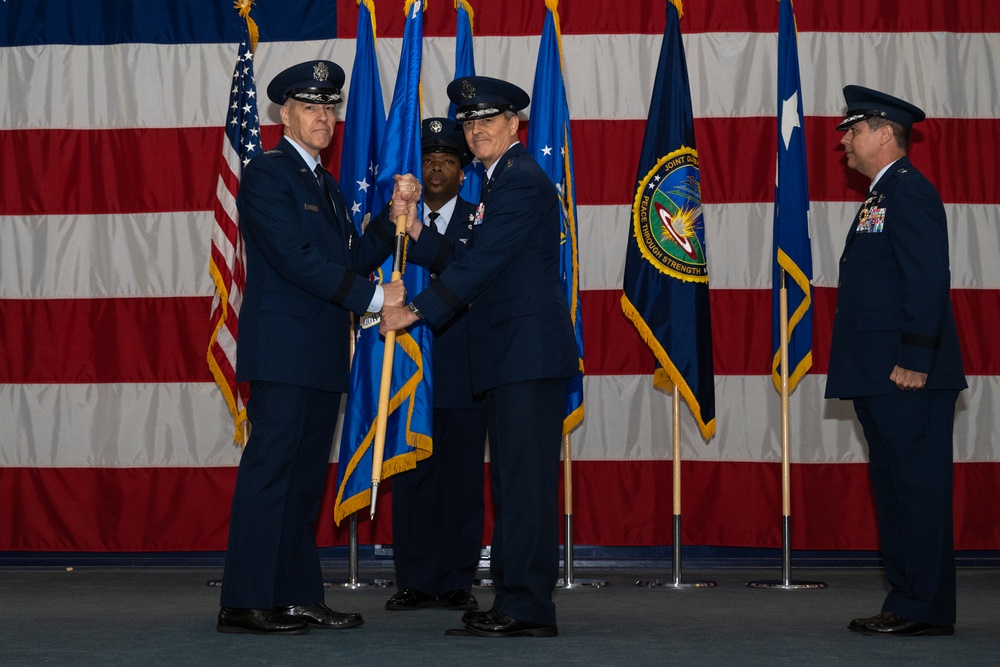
[406, 302, 424, 320]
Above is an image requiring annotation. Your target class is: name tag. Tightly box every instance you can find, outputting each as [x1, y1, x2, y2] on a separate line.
[304, 203, 319, 212]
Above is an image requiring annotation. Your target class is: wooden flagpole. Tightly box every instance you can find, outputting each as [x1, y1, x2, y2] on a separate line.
[559, 433, 608, 588]
[638, 388, 716, 589]
[326, 314, 391, 590]
[369, 212, 409, 519]
[747, 270, 825, 589]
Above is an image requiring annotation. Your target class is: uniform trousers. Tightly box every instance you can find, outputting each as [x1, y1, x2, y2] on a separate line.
[486, 377, 565, 627]
[852, 389, 960, 626]
[220, 381, 341, 609]
[391, 406, 487, 595]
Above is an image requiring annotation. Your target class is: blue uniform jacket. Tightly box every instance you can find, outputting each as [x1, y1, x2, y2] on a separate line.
[826, 156, 966, 398]
[235, 137, 395, 392]
[409, 143, 578, 394]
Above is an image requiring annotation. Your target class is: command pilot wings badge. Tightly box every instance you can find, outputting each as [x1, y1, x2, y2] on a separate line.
[632, 146, 708, 282]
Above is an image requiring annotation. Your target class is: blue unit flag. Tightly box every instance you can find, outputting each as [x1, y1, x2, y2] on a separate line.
[527, 0, 585, 435]
[334, 0, 432, 524]
[620, 0, 715, 441]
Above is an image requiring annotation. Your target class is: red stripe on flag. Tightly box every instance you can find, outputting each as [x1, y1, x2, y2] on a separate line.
[3, 288, 998, 383]
[4, 119, 996, 216]
[0, 126, 280, 216]
[585, 287, 1000, 377]
[0, 297, 214, 383]
[3, 461, 997, 551]
[338, 0, 1000, 37]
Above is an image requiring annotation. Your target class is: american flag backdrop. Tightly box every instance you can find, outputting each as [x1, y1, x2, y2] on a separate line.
[1, 0, 998, 553]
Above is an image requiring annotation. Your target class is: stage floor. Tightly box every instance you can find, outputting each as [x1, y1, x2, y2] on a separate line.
[3, 566, 998, 665]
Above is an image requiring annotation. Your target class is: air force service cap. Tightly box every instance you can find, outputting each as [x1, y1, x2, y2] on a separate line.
[422, 118, 473, 167]
[447, 76, 530, 122]
[266, 60, 345, 105]
[836, 85, 926, 131]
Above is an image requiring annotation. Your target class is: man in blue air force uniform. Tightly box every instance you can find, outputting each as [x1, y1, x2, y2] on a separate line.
[217, 60, 407, 635]
[827, 85, 966, 637]
[381, 77, 577, 637]
[385, 118, 487, 613]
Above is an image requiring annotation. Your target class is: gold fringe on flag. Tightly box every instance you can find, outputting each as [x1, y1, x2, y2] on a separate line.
[621, 293, 716, 441]
[455, 0, 475, 30]
[235, 0, 259, 52]
[207, 263, 250, 447]
[545, 0, 563, 59]
[333, 331, 432, 525]
[404, 0, 428, 17]
[359, 0, 378, 39]
[671, 0, 684, 21]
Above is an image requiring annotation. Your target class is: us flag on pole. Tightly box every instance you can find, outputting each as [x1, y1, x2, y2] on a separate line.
[208, 21, 261, 445]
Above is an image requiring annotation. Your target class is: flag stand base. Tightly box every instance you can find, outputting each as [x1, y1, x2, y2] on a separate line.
[747, 516, 827, 590]
[558, 515, 609, 589]
[746, 580, 826, 590]
[636, 515, 716, 589]
[326, 515, 393, 590]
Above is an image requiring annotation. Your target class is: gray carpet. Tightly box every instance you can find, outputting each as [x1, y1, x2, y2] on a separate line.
[3, 566, 998, 666]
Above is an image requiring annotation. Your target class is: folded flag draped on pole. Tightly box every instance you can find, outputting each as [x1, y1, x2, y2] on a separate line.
[620, 0, 715, 441]
[771, 0, 813, 393]
[334, 0, 432, 525]
[527, 0, 584, 435]
[207, 7, 261, 445]
[450, 0, 484, 203]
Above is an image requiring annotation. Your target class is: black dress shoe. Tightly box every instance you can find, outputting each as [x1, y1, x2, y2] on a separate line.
[848, 611, 888, 631]
[439, 589, 479, 611]
[385, 588, 444, 611]
[464, 609, 557, 637]
[217, 607, 310, 635]
[462, 608, 492, 624]
[859, 612, 954, 636]
[277, 603, 364, 629]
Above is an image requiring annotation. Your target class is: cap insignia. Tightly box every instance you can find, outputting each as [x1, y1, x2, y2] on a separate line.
[429, 120, 443, 133]
[313, 62, 329, 82]
[461, 79, 476, 99]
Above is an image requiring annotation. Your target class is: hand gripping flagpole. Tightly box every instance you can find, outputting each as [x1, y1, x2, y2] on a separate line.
[369, 212, 409, 519]
[747, 271, 826, 590]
